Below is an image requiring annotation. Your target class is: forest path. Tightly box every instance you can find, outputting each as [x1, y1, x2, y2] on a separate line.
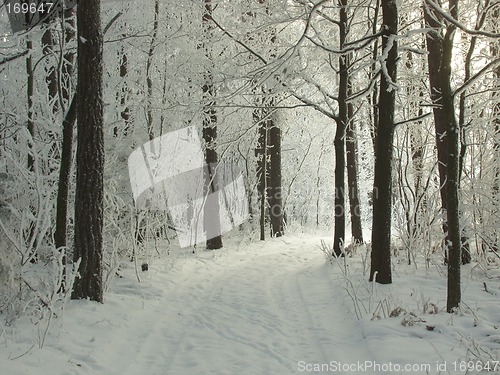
[0, 236, 376, 375]
[94, 235, 374, 375]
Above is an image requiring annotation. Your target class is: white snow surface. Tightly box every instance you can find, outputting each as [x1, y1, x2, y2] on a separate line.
[1, 234, 499, 374]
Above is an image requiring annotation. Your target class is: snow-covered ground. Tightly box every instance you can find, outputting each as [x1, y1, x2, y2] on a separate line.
[1, 234, 499, 374]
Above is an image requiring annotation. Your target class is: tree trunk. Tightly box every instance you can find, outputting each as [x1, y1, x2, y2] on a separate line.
[146, 0, 160, 141]
[492, 24, 500, 253]
[346, 85, 364, 245]
[424, 0, 470, 267]
[423, 2, 448, 226]
[26, 36, 35, 172]
[115, 39, 130, 137]
[42, 15, 59, 114]
[72, 0, 105, 303]
[333, 0, 348, 257]
[202, 102, 223, 250]
[61, 7, 76, 106]
[254, 108, 268, 241]
[54, 6, 76, 289]
[267, 115, 283, 237]
[438, 0, 461, 313]
[369, 0, 398, 284]
[55, 96, 76, 252]
[368, 0, 380, 146]
[202, 0, 222, 250]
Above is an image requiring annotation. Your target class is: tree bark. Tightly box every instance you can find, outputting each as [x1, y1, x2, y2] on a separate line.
[423, 2, 448, 220]
[26, 36, 35, 172]
[202, 0, 223, 250]
[424, 0, 471, 270]
[146, 0, 160, 141]
[369, 0, 398, 284]
[254, 107, 268, 241]
[346, 81, 364, 245]
[42, 17, 59, 114]
[252, 0, 283, 239]
[72, 0, 105, 303]
[267, 116, 284, 237]
[55, 96, 76, 252]
[54, 6, 76, 289]
[333, 0, 348, 257]
[436, 0, 461, 312]
[492, 16, 500, 253]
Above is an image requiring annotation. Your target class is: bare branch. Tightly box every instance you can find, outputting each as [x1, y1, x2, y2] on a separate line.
[305, 31, 382, 55]
[395, 112, 432, 127]
[453, 58, 500, 97]
[0, 50, 29, 66]
[103, 12, 123, 35]
[426, 0, 500, 38]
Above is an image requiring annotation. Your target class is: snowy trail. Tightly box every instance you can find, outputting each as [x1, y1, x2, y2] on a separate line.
[1, 236, 375, 375]
[92, 237, 374, 375]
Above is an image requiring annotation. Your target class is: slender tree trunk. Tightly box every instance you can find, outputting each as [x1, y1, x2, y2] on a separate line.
[252, 0, 283, 239]
[437, 0, 461, 312]
[115, 36, 131, 137]
[368, 0, 380, 146]
[424, 2, 448, 230]
[146, 0, 160, 141]
[425, 0, 470, 268]
[369, 0, 398, 284]
[333, 0, 348, 257]
[492, 26, 500, 253]
[26, 36, 35, 172]
[267, 115, 283, 237]
[55, 96, 77, 250]
[456, 12, 487, 265]
[346, 86, 364, 244]
[254, 108, 268, 241]
[42, 16, 59, 114]
[202, 97, 223, 249]
[61, 7, 76, 106]
[54, 7, 76, 289]
[202, 0, 222, 250]
[72, 0, 105, 303]
[25, 24, 37, 262]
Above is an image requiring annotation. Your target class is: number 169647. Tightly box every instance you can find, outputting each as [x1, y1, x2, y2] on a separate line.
[5, 2, 54, 15]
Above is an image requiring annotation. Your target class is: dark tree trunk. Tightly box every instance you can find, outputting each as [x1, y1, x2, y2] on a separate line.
[424, 3, 448, 220]
[202, 0, 222, 250]
[424, 0, 470, 266]
[72, 0, 105, 303]
[146, 0, 160, 141]
[333, 0, 348, 257]
[492, 27, 500, 253]
[119, 48, 130, 134]
[251, 0, 282, 239]
[267, 118, 283, 237]
[202, 104, 223, 250]
[25, 27, 36, 262]
[436, 0, 461, 313]
[254, 108, 268, 241]
[369, 0, 398, 284]
[26, 37, 35, 172]
[368, 0, 381, 146]
[346, 86, 364, 245]
[55, 96, 77, 252]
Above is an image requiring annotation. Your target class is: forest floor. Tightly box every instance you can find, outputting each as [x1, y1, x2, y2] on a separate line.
[1, 233, 499, 374]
